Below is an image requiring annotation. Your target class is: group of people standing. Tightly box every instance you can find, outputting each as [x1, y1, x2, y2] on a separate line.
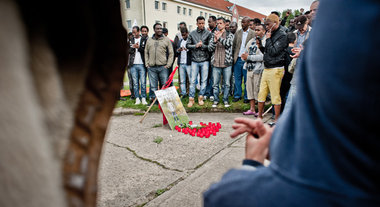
[126, 1, 318, 122]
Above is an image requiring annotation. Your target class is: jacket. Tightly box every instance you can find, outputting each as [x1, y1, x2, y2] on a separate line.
[144, 35, 174, 68]
[208, 31, 234, 67]
[186, 28, 212, 63]
[263, 26, 288, 68]
[128, 35, 147, 68]
[232, 28, 255, 64]
[176, 38, 192, 66]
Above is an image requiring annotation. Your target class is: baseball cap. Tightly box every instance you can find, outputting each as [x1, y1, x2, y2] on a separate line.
[295, 15, 308, 29]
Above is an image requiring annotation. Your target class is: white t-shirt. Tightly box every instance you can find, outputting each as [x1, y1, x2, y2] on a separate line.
[133, 37, 144, 64]
[180, 40, 188, 64]
[238, 29, 250, 57]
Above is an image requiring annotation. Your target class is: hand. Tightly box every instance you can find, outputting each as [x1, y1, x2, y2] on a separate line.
[290, 46, 303, 58]
[196, 40, 203, 48]
[241, 52, 248, 61]
[256, 38, 261, 46]
[231, 118, 273, 163]
[177, 48, 183, 52]
[132, 43, 139, 48]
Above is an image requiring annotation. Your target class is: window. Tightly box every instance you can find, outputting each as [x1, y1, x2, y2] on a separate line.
[177, 6, 181, 14]
[183, 8, 186, 15]
[205, 12, 207, 19]
[155, 1, 159, 10]
[163, 22, 168, 28]
[156, 20, 161, 24]
[189, 25, 193, 31]
[125, 0, 130, 8]
[162, 2, 166, 11]
[200, 11, 203, 16]
[127, 20, 132, 30]
[189, 8, 192, 16]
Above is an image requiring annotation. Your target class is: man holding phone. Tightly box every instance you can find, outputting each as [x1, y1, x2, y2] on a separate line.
[257, 14, 288, 121]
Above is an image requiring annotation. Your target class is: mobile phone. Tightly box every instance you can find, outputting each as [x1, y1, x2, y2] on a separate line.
[268, 23, 276, 32]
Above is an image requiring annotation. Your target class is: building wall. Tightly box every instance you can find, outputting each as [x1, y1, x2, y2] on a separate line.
[121, 0, 234, 40]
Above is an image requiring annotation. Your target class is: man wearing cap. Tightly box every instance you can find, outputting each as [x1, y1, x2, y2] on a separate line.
[257, 14, 288, 121]
[294, 15, 312, 48]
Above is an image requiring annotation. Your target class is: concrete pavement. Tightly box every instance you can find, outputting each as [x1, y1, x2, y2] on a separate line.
[98, 111, 273, 207]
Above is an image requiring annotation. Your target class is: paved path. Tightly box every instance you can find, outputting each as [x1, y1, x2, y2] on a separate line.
[98, 112, 273, 207]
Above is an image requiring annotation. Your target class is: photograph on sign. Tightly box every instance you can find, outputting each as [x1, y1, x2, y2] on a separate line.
[155, 86, 190, 130]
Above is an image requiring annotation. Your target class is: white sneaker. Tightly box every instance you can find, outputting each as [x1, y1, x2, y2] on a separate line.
[141, 98, 147, 105]
[135, 98, 141, 105]
[224, 101, 230, 108]
[212, 101, 218, 108]
[203, 96, 207, 101]
[209, 96, 215, 102]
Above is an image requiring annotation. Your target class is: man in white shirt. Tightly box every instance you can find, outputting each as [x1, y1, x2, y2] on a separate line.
[128, 26, 147, 105]
[232, 17, 255, 103]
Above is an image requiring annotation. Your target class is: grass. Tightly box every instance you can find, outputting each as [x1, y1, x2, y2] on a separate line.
[155, 189, 166, 196]
[116, 93, 272, 113]
[118, 68, 272, 113]
[153, 136, 163, 144]
[152, 123, 163, 128]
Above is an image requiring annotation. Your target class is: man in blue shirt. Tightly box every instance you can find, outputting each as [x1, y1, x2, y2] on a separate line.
[204, 0, 380, 206]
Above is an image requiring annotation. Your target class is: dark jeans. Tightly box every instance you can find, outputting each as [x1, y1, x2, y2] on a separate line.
[233, 57, 247, 100]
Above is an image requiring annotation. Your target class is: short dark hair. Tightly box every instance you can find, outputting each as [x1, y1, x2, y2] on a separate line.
[271, 11, 280, 17]
[253, 18, 261, 25]
[257, 24, 266, 31]
[140, 25, 149, 32]
[305, 11, 311, 15]
[132, 26, 140, 32]
[179, 21, 187, 26]
[287, 32, 296, 44]
[226, 19, 231, 23]
[153, 22, 162, 30]
[196, 16, 205, 22]
[162, 27, 168, 34]
[216, 17, 226, 23]
[209, 15, 217, 22]
[180, 27, 188, 34]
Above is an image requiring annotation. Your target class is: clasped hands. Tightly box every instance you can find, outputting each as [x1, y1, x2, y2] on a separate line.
[230, 118, 273, 164]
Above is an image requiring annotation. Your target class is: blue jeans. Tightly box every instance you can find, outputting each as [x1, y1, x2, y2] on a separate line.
[131, 64, 147, 99]
[204, 64, 213, 97]
[233, 57, 247, 100]
[213, 66, 232, 102]
[179, 64, 191, 96]
[148, 66, 169, 99]
[190, 61, 209, 98]
[282, 83, 297, 115]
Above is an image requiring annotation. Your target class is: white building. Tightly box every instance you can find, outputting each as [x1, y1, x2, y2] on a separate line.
[120, 0, 266, 40]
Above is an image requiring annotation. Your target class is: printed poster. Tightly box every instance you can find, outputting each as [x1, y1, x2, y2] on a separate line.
[155, 86, 189, 130]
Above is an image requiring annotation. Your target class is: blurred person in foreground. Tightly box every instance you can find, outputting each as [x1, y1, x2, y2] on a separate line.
[204, 0, 380, 206]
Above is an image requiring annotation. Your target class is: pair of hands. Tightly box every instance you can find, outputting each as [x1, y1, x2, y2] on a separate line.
[290, 45, 304, 58]
[196, 40, 203, 48]
[213, 30, 223, 42]
[230, 118, 273, 164]
[132, 42, 139, 49]
[177, 46, 187, 52]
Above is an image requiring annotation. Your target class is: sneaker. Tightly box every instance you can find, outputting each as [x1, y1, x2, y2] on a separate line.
[135, 98, 141, 105]
[232, 98, 241, 102]
[224, 101, 231, 108]
[212, 101, 218, 108]
[209, 96, 215, 102]
[141, 98, 147, 105]
[203, 96, 208, 101]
